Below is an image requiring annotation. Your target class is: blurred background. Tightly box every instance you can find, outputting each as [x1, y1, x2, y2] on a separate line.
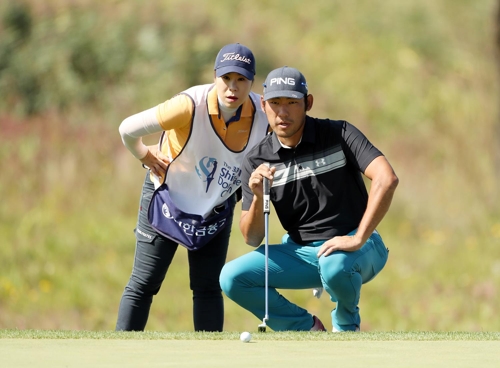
[0, 0, 499, 332]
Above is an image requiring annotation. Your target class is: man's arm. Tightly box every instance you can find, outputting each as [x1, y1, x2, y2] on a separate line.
[317, 155, 398, 256]
[239, 164, 276, 246]
[355, 155, 399, 243]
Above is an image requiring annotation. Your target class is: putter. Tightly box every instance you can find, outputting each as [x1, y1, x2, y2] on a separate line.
[258, 166, 270, 332]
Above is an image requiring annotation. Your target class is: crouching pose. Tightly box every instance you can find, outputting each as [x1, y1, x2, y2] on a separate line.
[220, 66, 398, 332]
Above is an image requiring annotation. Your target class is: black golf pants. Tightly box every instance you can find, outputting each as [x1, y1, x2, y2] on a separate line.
[115, 174, 233, 332]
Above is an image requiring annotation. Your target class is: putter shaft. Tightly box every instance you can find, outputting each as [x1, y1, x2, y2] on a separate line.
[259, 172, 270, 332]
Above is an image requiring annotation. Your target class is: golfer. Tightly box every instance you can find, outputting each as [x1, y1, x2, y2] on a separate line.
[220, 66, 398, 332]
[116, 43, 268, 332]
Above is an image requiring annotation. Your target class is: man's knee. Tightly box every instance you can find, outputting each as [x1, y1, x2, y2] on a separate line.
[319, 253, 349, 283]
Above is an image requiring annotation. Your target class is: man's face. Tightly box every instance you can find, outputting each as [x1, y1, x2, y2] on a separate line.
[261, 96, 312, 147]
[215, 72, 253, 109]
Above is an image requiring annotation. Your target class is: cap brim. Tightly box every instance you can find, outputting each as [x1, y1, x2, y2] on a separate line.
[215, 66, 254, 80]
[263, 90, 305, 101]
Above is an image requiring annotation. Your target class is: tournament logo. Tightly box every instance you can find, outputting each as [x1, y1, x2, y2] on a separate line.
[162, 203, 172, 219]
[195, 156, 218, 193]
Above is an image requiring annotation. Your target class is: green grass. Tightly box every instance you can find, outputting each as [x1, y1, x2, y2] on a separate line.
[1, 329, 499, 341]
[1, 331, 499, 368]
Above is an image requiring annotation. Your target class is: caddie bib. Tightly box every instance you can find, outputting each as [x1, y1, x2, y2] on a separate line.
[148, 84, 268, 250]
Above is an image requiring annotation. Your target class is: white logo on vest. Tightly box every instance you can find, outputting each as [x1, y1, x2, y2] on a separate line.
[162, 203, 172, 219]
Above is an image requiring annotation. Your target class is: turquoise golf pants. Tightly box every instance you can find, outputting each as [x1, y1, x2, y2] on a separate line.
[220, 230, 388, 331]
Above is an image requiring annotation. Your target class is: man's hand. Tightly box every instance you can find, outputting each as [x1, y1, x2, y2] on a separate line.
[248, 164, 276, 198]
[240, 164, 276, 247]
[317, 234, 364, 257]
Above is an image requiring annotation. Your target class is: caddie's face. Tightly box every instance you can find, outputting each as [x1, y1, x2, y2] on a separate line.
[215, 72, 253, 109]
[261, 95, 313, 147]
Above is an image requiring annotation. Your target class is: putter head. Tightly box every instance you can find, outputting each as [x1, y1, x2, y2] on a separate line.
[258, 317, 267, 332]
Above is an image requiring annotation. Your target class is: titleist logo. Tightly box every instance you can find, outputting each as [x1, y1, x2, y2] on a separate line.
[220, 52, 252, 64]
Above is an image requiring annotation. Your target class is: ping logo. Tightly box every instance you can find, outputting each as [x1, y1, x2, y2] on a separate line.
[270, 77, 295, 86]
[263, 198, 270, 213]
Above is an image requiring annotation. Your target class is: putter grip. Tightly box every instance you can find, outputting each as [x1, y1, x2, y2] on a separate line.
[263, 177, 270, 214]
[263, 177, 270, 195]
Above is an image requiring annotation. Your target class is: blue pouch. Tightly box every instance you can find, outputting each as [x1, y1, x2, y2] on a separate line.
[148, 183, 234, 251]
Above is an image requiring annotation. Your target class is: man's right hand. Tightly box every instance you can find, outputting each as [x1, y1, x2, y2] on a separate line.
[248, 164, 276, 198]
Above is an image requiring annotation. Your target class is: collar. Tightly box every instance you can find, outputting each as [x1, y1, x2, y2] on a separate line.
[271, 116, 315, 154]
[207, 86, 254, 118]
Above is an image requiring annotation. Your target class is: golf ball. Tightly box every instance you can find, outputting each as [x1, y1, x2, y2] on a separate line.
[240, 331, 252, 343]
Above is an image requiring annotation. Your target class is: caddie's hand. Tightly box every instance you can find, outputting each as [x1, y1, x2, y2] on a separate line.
[248, 164, 276, 198]
[140, 146, 170, 179]
[317, 234, 364, 257]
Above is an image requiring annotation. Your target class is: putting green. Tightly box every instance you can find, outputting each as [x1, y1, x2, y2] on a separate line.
[1, 339, 498, 367]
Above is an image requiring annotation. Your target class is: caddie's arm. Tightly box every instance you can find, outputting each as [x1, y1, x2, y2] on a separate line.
[239, 164, 276, 247]
[119, 108, 170, 178]
[119, 95, 191, 179]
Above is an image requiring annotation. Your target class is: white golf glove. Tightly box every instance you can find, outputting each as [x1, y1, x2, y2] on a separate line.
[312, 287, 324, 299]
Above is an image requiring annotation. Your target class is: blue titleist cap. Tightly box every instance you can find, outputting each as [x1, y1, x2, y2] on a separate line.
[214, 43, 255, 80]
[263, 66, 308, 100]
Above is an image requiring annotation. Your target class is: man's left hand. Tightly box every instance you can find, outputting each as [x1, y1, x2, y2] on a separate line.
[317, 235, 364, 257]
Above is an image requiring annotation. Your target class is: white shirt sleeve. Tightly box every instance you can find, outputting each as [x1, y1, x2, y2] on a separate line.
[118, 107, 163, 159]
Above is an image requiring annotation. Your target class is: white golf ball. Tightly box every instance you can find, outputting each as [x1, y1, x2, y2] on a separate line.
[240, 331, 252, 343]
